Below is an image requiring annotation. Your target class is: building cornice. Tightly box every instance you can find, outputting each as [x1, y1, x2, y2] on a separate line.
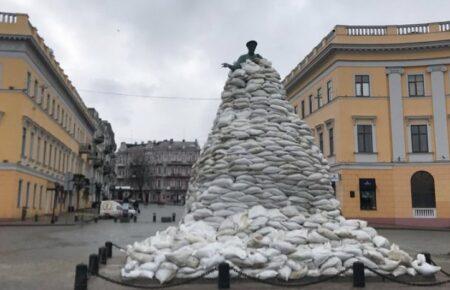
[0, 34, 96, 132]
[284, 40, 450, 91]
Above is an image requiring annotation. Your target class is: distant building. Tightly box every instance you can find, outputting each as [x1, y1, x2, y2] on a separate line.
[115, 139, 200, 204]
[88, 108, 117, 201]
[284, 21, 450, 227]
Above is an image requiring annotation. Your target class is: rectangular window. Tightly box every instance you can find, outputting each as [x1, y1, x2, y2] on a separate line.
[329, 127, 334, 156]
[360, 178, 377, 210]
[37, 137, 41, 163]
[308, 95, 313, 114]
[17, 179, 23, 208]
[26, 72, 31, 94]
[408, 74, 424, 97]
[43, 141, 47, 165]
[21, 127, 27, 158]
[357, 124, 373, 153]
[57, 105, 60, 121]
[301, 100, 305, 119]
[317, 88, 322, 108]
[39, 186, 43, 209]
[33, 80, 38, 98]
[29, 131, 35, 160]
[411, 125, 428, 153]
[355, 75, 370, 97]
[319, 132, 324, 152]
[49, 144, 53, 168]
[33, 184, 37, 208]
[294, 105, 298, 114]
[327, 80, 333, 102]
[25, 182, 30, 208]
[39, 86, 44, 104]
[51, 100, 55, 116]
[46, 94, 50, 111]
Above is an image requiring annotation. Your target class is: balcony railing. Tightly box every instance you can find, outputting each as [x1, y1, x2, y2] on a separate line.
[413, 208, 436, 218]
[346, 26, 387, 36]
[79, 144, 93, 154]
[283, 20, 450, 85]
[397, 24, 429, 35]
[0, 12, 17, 24]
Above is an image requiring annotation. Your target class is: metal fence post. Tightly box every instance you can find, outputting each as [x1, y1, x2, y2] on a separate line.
[74, 263, 88, 290]
[353, 261, 365, 287]
[218, 262, 230, 289]
[98, 247, 107, 265]
[88, 254, 99, 275]
[105, 242, 112, 258]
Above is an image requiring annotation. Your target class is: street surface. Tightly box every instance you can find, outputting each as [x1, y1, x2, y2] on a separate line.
[0, 205, 449, 290]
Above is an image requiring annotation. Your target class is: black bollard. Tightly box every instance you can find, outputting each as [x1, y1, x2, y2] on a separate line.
[88, 254, 99, 275]
[172, 213, 176, 222]
[98, 247, 107, 265]
[34, 214, 38, 222]
[114, 217, 117, 223]
[94, 217, 98, 223]
[218, 262, 230, 289]
[74, 263, 88, 290]
[74, 215, 78, 222]
[153, 213, 156, 223]
[105, 242, 112, 258]
[422, 252, 432, 264]
[353, 261, 365, 288]
[133, 215, 137, 223]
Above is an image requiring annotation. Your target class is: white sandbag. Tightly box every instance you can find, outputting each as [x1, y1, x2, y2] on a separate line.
[373, 235, 389, 248]
[411, 254, 440, 276]
[257, 270, 278, 279]
[278, 265, 292, 281]
[307, 231, 329, 243]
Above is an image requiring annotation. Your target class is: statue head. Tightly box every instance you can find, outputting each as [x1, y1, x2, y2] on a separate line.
[246, 40, 257, 54]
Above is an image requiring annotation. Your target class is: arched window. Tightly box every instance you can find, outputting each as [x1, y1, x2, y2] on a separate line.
[411, 171, 436, 208]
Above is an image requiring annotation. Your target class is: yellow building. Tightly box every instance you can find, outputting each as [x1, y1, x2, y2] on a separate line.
[284, 21, 450, 228]
[0, 12, 98, 220]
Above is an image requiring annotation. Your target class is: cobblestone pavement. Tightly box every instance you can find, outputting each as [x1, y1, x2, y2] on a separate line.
[0, 205, 448, 290]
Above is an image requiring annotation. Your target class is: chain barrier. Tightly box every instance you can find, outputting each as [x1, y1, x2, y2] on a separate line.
[365, 266, 450, 286]
[430, 258, 450, 277]
[94, 267, 217, 289]
[112, 243, 126, 251]
[230, 265, 350, 287]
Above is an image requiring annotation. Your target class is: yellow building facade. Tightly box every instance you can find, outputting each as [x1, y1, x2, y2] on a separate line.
[0, 13, 97, 220]
[284, 21, 450, 227]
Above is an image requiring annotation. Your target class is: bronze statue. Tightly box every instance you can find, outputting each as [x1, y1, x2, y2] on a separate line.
[222, 40, 263, 71]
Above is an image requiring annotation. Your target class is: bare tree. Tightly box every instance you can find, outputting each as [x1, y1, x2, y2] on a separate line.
[127, 150, 152, 202]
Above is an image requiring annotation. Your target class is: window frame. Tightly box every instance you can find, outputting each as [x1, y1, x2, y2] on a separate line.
[327, 80, 333, 102]
[355, 74, 370, 97]
[17, 179, 23, 208]
[308, 95, 313, 114]
[359, 178, 377, 210]
[328, 127, 334, 156]
[407, 74, 425, 97]
[317, 87, 322, 108]
[301, 100, 305, 119]
[356, 124, 374, 153]
[410, 124, 429, 153]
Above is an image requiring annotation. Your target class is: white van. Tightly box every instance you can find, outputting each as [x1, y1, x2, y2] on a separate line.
[100, 200, 122, 218]
[99, 200, 137, 218]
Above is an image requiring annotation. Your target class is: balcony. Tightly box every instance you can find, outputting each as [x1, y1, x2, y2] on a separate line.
[94, 134, 104, 144]
[79, 144, 93, 154]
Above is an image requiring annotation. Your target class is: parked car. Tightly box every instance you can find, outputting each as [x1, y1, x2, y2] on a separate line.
[99, 200, 137, 218]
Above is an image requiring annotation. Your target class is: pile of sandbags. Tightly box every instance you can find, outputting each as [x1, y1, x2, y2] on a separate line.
[122, 58, 440, 283]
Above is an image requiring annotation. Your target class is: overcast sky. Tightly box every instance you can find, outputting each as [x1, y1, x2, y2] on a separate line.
[3, 0, 450, 146]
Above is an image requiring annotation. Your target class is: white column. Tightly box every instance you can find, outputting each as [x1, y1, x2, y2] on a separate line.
[428, 65, 449, 160]
[386, 67, 406, 162]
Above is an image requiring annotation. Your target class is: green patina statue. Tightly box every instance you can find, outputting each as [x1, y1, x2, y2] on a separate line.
[222, 40, 263, 71]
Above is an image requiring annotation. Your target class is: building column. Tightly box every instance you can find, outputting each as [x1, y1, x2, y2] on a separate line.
[427, 65, 449, 160]
[386, 67, 406, 162]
